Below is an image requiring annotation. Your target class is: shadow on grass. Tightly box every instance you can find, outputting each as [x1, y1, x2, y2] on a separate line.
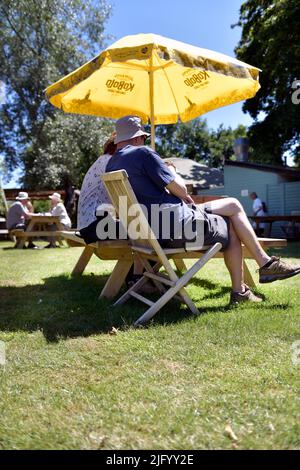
[0, 273, 203, 342]
[189, 277, 232, 300]
[0, 272, 291, 342]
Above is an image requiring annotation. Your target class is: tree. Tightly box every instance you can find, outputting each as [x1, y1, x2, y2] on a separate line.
[23, 113, 114, 188]
[234, 0, 300, 165]
[208, 124, 248, 167]
[0, 0, 113, 188]
[155, 120, 211, 162]
[155, 118, 248, 167]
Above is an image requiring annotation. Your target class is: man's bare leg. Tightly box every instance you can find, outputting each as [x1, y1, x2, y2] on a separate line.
[223, 222, 244, 293]
[204, 198, 270, 268]
[218, 222, 262, 302]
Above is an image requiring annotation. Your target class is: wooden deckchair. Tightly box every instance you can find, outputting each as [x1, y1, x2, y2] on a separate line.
[101, 170, 222, 326]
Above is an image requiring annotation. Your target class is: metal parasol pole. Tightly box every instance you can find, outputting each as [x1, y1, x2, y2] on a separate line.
[149, 55, 155, 150]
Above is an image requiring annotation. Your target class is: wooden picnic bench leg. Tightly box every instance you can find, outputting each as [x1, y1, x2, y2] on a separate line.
[267, 222, 273, 238]
[58, 239, 64, 247]
[243, 260, 256, 288]
[72, 245, 95, 276]
[16, 234, 26, 249]
[100, 259, 133, 299]
[56, 221, 65, 246]
[9, 232, 16, 244]
[17, 219, 35, 248]
[173, 259, 187, 272]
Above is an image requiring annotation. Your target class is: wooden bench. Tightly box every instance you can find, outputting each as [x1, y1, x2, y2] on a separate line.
[11, 215, 66, 248]
[249, 215, 300, 238]
[60, 231, 134, 298]
[61, 230, 287, 299]
[59, 192, 287, 299]
[0, 216, 9, 240]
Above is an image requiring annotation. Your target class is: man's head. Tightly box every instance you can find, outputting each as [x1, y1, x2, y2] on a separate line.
[250, 192, 257, 200]
[16, 191, 29, 206]
[115, 115, 150, 149]
[49, 192, 62, 207]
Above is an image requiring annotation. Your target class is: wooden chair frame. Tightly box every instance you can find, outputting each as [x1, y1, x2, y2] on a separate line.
[101, 170, 222, 326]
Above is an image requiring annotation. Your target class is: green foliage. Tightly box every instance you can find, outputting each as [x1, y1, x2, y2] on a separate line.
[32, 199, 51, 213]
[234, 0, 300, 165]
[23, 113, 114, 188]
[0, 0, 113, 188]
[155, 119, 248, 167]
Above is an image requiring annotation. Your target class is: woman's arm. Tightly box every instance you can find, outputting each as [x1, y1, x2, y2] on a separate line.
[165, 162, 194, 203]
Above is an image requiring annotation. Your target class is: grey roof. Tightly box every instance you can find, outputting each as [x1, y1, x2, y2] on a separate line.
[225, 160, 300, 179]
[164, 157, 224, 189]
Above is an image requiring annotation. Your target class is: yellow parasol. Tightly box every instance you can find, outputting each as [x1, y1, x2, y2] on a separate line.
[45, 33, 261, 149]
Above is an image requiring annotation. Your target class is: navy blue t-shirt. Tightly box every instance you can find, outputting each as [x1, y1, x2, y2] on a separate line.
[106, 145, 197, 241]
[107, 145, 178, 206]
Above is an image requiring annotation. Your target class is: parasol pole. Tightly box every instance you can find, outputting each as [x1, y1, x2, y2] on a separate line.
[149, 55, 155, 150]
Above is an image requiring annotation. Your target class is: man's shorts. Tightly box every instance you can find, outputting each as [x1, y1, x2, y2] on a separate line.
[204, 213, 230, 250]
[160, 205, 230, 251]
[80, 206, 230, 251]
[202, 204, 230, 250]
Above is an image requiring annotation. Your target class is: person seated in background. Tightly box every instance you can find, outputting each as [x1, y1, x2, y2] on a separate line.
[249, 192, 267, 236]
[25, 198, 34, 214]
[6, 191, 36, 248]
[45, 192, 71, 248]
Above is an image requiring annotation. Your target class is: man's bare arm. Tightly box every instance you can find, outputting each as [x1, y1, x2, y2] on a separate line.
[166, 176, 194, 204]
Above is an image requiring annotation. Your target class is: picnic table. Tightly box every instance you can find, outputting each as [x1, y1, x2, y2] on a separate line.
[61, 232, 287, 299]
[11, 214, 65, 248]
[60, 195, 287, 300]
[249, 215, 300, 238]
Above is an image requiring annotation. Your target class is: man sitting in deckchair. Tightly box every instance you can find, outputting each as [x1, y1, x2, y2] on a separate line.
[106, 115, 300, 305]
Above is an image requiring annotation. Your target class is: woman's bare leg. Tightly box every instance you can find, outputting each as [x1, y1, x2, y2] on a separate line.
[223, 222, 244, 292]
[203, 198, 270, 268]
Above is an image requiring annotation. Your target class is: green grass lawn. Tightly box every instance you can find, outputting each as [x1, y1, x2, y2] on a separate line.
[0, 240, 299, 449]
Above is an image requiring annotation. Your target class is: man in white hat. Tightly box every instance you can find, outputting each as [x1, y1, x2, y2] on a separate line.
[106, 115, 300, 305]
[6, 191, 36, 248]
[46, 192, 71, 248]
